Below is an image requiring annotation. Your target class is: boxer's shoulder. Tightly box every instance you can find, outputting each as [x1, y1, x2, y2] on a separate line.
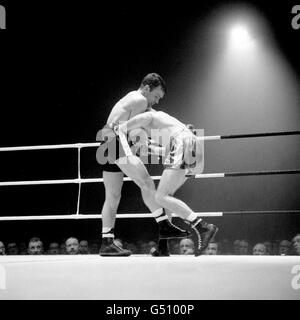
[122, 90, 147, 108]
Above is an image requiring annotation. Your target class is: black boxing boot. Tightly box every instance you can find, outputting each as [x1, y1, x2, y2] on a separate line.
[150, 239, 170, 257]
[100, 237, 131, 257]
[157, 213, 190, 239]
[186, 217, 218, 256]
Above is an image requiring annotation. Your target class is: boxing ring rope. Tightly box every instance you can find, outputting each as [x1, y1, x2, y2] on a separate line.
[0, 168, 300, 187]
[0, 129, 299, 221]
[0, 130, 300, 152]
[0, 210, 299, 222]
[0, 130, 299, 152]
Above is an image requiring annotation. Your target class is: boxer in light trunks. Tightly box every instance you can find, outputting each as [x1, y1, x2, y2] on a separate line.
[96, 73, 189, 257]
[118, 110, 218, 256]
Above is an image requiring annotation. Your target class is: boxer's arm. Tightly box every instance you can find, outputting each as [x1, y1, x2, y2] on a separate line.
[148, 144, 166, 157]
[118, 112, 153, 134]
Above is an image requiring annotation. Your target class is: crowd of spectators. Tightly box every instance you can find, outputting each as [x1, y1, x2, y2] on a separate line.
[0, 233, 299, 256]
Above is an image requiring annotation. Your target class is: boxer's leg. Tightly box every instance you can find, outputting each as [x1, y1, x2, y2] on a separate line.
[102, 171, 123, 230]
[155, 168, 193, 219]
[116, 155, 189, 239]
[155, 168, 218, 256]
[116, 155, 159, 212]
[164, 174, 188, 219]
[100, 170, 131, 256]
[153, 174, 188, 256]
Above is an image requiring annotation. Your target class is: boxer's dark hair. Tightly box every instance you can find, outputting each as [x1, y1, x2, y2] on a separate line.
[140, 73, 166, 94]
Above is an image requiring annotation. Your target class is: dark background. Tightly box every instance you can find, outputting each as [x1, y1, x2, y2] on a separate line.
[0, 0, 299, 246]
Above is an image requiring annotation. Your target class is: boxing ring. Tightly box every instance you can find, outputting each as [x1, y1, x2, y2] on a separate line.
[0, 129, 300, 299]
[0, 255, 300, 299]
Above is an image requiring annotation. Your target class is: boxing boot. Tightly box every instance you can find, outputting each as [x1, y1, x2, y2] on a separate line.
[186, 217, 218, 256]
[100, 238, 131, 257]
[158, 216, 190, 239]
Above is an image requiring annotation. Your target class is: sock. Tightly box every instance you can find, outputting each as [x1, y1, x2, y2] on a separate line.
[102, 227, 114, 239]
[187, 212, 202, 224]
[153, 208, 168, 223]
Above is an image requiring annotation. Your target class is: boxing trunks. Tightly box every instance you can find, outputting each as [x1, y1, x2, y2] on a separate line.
[164, 128, 203, 171]
[96, 123, 133, 172]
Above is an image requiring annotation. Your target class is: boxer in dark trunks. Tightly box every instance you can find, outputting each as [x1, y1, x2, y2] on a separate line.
[96, 74, 189, 256]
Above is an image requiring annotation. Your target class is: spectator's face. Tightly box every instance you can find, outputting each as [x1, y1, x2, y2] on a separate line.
[66, 238, 79, 255]
[205, 243, 218, 255]
[292, 235, 300, 255]
[79, 240, 89, 254]
[179, 239, 194, 255]
[28, 241, 43, 255]
[7, 243, 19, 255]
[239, 241, 249, 255]
[48, 242, 60, 255]
[0, 241, 5, 255]
[253, 244, 267, 255]
[279, 240, 291, 255]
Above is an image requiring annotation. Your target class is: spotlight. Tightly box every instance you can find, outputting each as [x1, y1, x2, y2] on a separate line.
[230, 25, 252, 48]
